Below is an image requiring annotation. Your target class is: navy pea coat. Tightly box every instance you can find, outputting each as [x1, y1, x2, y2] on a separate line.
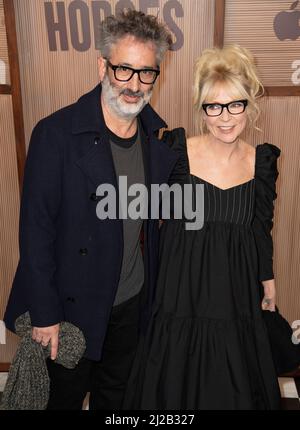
[4, 84, 179, 360]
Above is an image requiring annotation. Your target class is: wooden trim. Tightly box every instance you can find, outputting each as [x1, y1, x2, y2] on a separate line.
[0, 363, 10, 372]
[3, 0, 26, 192]
[214, 0, 225, 48]
[0, 84, 11, 94]
[264, 87, 300, 97]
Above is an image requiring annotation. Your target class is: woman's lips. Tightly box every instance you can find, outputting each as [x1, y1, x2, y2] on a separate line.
[218, 125, 235, 133]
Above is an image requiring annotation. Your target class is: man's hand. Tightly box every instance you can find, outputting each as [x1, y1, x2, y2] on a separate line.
[32, 324, 60, 360]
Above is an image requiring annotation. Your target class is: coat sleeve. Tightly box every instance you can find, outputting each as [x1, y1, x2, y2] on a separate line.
[17, 119, 64, 327]
[252, 143, 281, 282]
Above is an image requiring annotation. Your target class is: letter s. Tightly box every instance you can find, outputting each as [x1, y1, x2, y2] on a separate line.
[163, 0, 184, 51]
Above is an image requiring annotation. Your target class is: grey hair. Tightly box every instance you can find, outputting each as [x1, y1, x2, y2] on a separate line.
[99, 9, 172, 65]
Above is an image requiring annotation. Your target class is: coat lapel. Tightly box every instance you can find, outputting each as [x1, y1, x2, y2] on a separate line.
[75, 136, 118, 189]
[72, 85, 118, 188]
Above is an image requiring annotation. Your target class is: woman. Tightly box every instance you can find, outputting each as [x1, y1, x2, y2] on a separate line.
[124, 45, 281, 409]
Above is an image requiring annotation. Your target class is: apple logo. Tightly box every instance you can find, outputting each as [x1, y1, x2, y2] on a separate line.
[274, 0, 300, 40]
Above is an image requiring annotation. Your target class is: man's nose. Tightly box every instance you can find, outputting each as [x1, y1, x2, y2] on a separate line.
[128, 72, 141, 92]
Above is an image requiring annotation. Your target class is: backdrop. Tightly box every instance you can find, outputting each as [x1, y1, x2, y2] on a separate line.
[0, 0, 299, 362]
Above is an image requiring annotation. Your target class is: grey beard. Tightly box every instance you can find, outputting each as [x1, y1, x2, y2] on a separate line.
[101, 74, 152, 120]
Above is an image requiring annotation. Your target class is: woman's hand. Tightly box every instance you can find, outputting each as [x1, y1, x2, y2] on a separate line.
[261, 279, 276, 312]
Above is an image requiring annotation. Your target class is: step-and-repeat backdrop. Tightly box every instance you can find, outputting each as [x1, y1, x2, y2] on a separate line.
[1, 0, 299, 362]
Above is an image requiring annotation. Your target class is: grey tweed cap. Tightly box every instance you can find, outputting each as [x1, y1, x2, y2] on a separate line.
[0, 312, 86, 410]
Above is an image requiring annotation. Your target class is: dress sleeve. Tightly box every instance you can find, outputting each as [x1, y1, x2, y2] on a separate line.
[161, 127, 190, 185]
[252, 143, 281, 282]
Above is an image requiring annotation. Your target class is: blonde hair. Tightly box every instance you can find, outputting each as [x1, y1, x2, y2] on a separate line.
[193, 44, 264, 134]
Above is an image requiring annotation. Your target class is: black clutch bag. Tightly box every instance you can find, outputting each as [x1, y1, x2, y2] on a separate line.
[262, 308, 300, 375]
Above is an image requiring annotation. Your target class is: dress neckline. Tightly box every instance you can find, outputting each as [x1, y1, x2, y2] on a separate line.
[191, 175, 255, 191]
[189, 144, 257, 192]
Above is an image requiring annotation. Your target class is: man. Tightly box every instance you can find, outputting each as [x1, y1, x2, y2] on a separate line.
[4, 10, 178, 410]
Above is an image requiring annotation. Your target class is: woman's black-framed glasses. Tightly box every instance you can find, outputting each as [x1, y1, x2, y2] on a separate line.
[202, 100, 248, 117]
[106, 59, 160, 85]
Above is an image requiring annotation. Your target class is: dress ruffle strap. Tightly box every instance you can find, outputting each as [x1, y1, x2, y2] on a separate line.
[253, 143, 281, 281]
[161, 128, 190, 185]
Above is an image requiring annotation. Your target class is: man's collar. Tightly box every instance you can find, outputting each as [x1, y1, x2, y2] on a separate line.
[139, 102, 167, 134]
[72, 84, 105, 135]
[71, 84, 167, 136]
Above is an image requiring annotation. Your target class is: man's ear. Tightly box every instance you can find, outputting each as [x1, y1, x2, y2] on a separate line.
[98, 56, 106, 82]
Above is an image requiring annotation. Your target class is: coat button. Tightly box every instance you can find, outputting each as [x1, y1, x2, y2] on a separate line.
[66, 297, 75, 303]
[94, 137, 100, 145]
[90, 193, 98, 201]
[79, 248, 88, 256]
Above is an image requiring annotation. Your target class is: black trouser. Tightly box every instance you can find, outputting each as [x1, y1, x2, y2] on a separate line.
[46, 293, 141, 410]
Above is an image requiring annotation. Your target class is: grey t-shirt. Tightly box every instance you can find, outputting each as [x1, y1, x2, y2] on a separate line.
[109, 126, 145, 306]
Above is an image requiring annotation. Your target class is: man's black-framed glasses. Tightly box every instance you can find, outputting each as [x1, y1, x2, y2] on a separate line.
[106, 59, 160, 85]
[202, 100, 248, 117]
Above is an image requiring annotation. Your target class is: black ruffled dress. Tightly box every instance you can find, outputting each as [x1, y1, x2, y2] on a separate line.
[124, 128, 282, 410]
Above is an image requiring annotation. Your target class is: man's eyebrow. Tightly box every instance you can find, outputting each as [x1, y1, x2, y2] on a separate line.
[117, 63, 157, 69]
